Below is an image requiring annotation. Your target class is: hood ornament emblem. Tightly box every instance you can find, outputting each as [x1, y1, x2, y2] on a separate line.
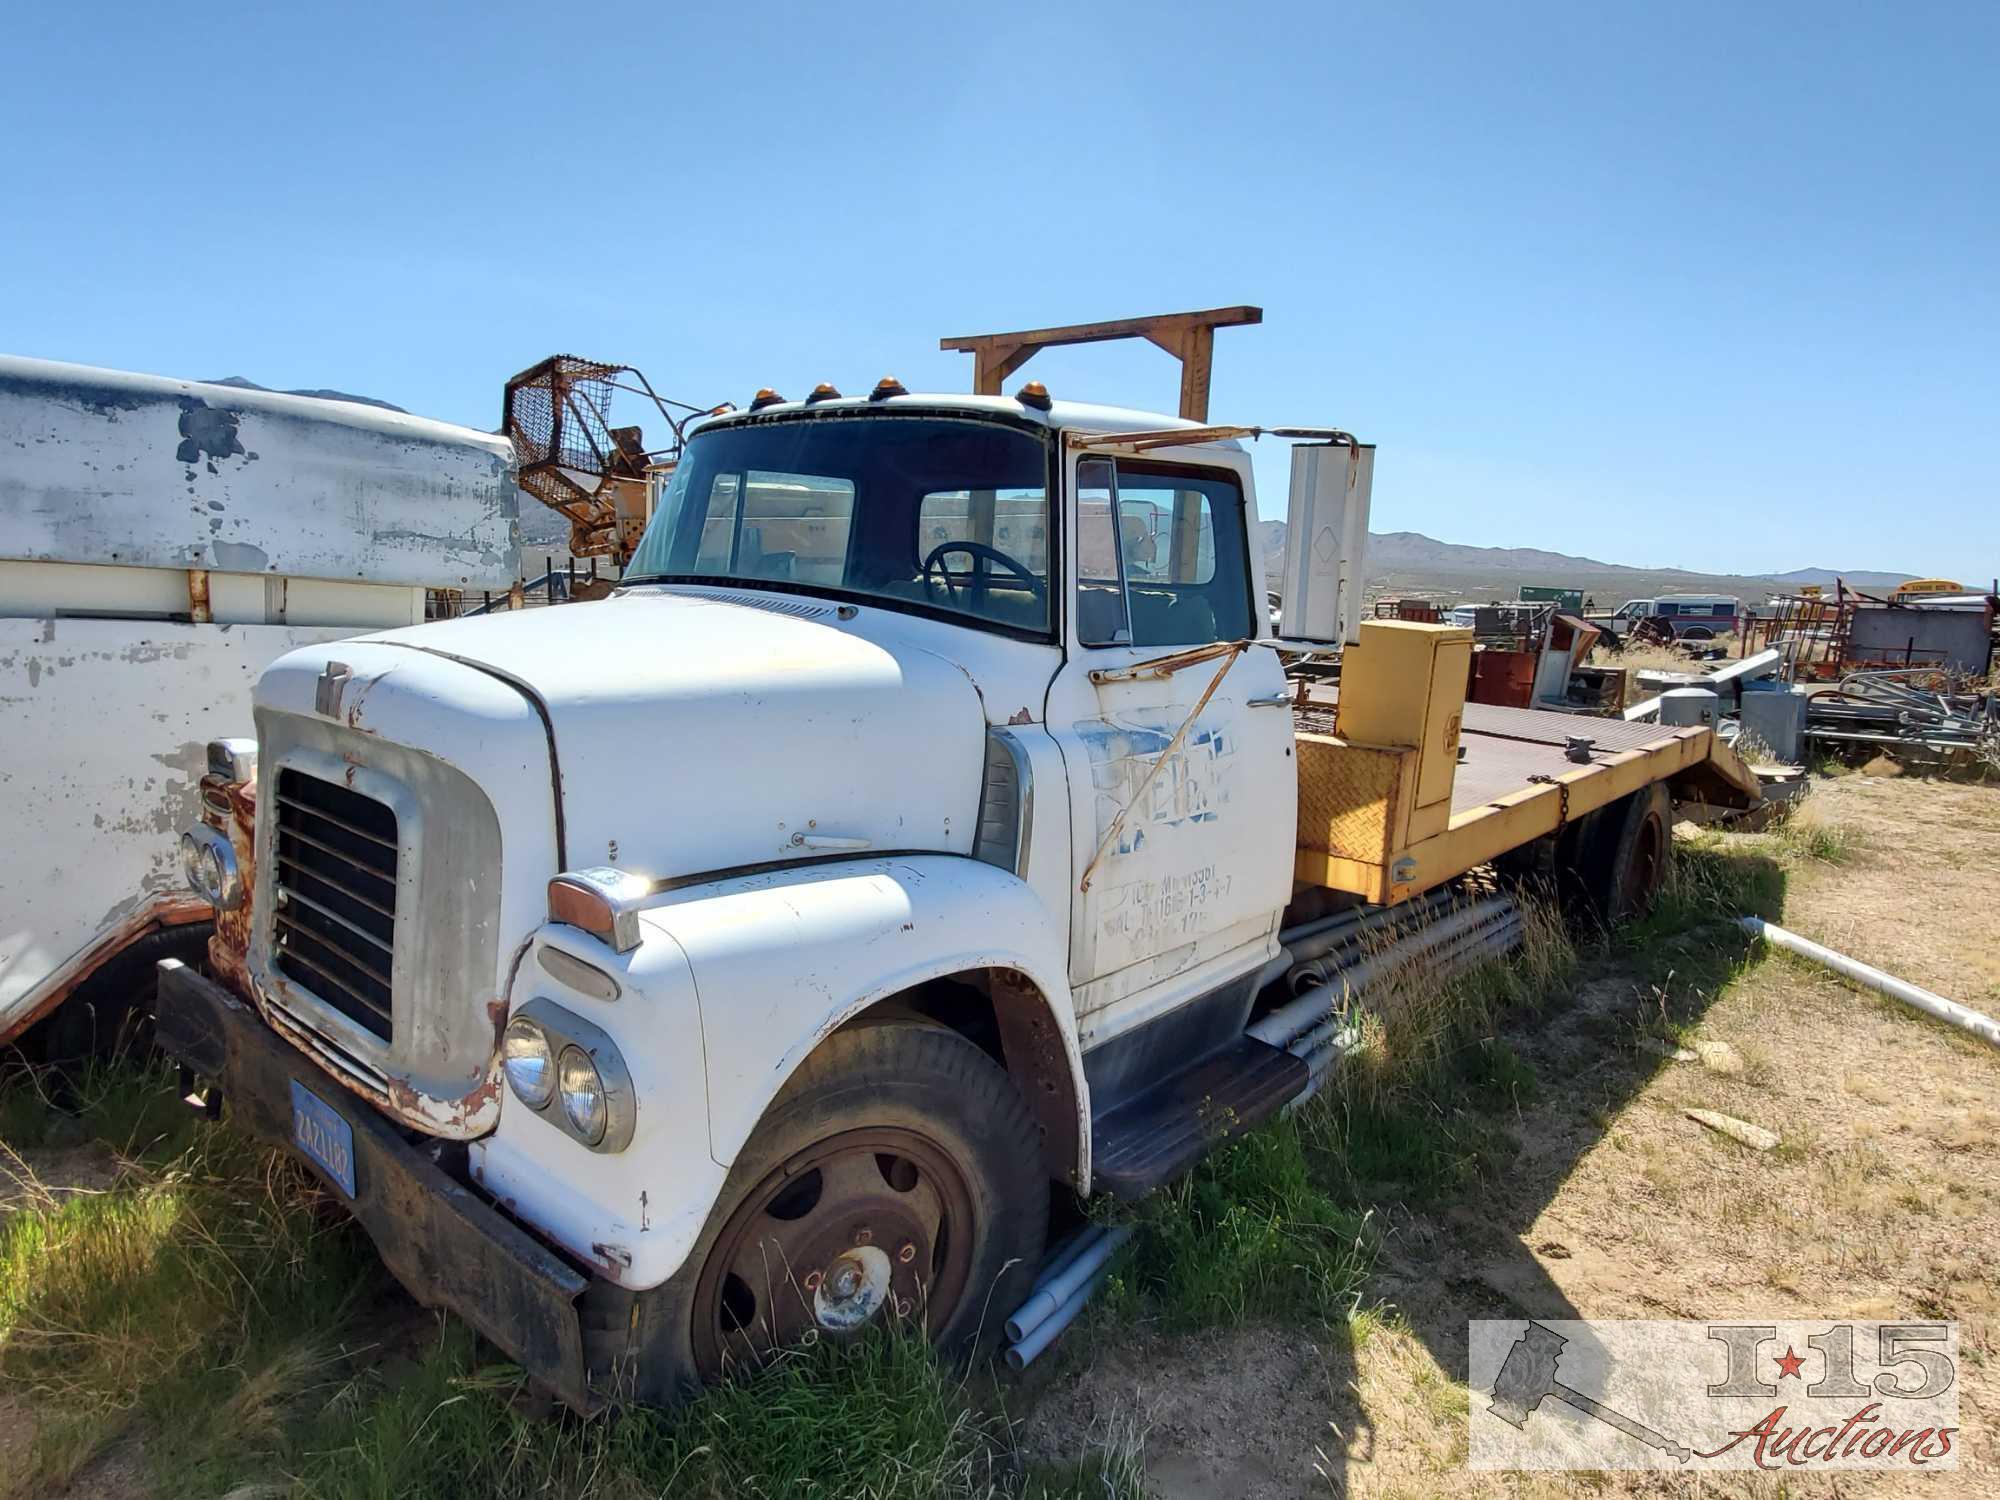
[314, 661, 352, 719]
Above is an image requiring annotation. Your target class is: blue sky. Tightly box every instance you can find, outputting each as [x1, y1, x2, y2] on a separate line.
[4, 2, 1993, 580]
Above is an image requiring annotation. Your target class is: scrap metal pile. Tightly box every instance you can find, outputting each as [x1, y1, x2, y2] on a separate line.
[1617, 578, 1997, 777]
[1803, 668, 2000, 770]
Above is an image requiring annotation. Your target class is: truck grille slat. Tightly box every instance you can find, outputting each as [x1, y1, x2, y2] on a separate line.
[275, 791, 399, 851]
[276, 883, 396, 957]
[274, 769, 397, 1041]
[270, 930, 395, 1022]
[274, 909, 394, 988]
[274, 851, 395, 919]
[271, 824, 398, 898]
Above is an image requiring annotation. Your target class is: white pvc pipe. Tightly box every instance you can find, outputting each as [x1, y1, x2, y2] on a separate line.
[1025, 1227, 1101, 1298]
[1740, 916, 2000, 1051]
[1005, 1261, 1112, 1371]
[1003, 1225, 1132, 1344]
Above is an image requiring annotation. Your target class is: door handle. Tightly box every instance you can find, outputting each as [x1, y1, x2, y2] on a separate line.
[1246, 694, 1290, 709]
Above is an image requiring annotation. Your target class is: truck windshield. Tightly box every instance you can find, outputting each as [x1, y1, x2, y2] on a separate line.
[625, 416, 1053, 634]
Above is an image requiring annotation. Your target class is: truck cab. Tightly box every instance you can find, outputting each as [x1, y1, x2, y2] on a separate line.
[156, 379, 1754, 1409]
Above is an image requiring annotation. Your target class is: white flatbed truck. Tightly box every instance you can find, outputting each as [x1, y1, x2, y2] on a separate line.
[151, 326, 1758, 1409]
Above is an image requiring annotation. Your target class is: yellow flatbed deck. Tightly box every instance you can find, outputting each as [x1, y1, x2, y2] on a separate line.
[1289, 623, 1761, 905]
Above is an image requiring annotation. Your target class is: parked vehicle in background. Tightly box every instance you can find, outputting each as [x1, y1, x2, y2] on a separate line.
[1592, 593, 1742, 641]
[1891, 577, 1963, 603]
[0, 357, 520, 1056]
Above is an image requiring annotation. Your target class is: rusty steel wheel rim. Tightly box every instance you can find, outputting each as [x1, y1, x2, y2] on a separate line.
[1623, 811, 1666, 915]
[691, 1127, 978, 1377]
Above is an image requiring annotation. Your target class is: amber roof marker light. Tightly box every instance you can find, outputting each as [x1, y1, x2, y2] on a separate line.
[748, 387, 785, 411]
[1015, 380, 1052, 411]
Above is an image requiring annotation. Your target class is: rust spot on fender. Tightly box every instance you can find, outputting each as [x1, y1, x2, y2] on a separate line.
[207, 775, 258, 1000]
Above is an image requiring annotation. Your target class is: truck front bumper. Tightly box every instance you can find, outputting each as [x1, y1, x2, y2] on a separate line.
[153, 959, 596, 1413]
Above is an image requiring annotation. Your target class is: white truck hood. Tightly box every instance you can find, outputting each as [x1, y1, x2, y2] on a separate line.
[360, 588, 990, 881]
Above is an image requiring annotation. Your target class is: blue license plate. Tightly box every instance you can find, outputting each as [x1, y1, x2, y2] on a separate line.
[289, 1079, 356, 1198]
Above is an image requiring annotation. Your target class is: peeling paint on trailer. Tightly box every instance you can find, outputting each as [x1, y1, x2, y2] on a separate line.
[0, 357, 522, 590]
[0, 617, 355, 1040]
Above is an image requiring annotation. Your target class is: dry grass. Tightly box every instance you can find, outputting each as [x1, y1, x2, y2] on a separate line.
[1033, 775, 2000, 1497]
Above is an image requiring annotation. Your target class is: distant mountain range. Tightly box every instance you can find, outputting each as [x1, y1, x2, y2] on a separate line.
[200, 375, 408, 414]
[1254, 523, 1926, 602]
[1762, 566, 1921, 590]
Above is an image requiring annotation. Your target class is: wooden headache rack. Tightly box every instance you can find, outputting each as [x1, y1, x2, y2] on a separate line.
[940, 306, 1263, 423]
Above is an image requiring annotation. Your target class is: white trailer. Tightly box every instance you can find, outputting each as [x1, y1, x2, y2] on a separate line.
[0, 356, 520, 1052]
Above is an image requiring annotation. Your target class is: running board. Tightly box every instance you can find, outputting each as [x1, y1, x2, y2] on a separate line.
[1089, 1035, 1309, 1199]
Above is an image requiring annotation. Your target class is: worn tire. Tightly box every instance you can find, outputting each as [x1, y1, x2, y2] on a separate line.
[1555, 784, 1671, 927]
[598, 1020, 1048, 1405]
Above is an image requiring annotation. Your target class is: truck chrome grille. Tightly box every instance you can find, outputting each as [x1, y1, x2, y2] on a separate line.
[272, 768, 397, 1041]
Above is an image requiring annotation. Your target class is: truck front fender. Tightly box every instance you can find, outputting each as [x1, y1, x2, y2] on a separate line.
[641, 855, 1090, 1191]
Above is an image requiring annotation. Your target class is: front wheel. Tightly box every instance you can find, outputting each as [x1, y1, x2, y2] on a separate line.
[605, 1021, 1048, 1402]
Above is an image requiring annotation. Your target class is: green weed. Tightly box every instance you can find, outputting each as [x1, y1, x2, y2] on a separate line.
[296, 1321, 1070, 1500]
[1775, 816, 1858, 865]
[1115, 1118, 1371, 1333]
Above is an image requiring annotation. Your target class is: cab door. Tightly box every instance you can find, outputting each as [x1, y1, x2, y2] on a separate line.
[1043, 447, 1296, 1040]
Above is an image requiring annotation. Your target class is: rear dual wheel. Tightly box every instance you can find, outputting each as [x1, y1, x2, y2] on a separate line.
[1555, 782, 1672, 925]
[605, 1020, 1047, 1402]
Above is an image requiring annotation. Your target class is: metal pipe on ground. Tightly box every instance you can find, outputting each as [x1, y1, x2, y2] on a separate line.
[1288, 915, 1527, 1110]
[1281, 914, 1522, 1064]
[1284, 887, 1460, 966]
[1252, 898, 1516, 1050]
[1291, 896, 1518, 994]
[1290, 900, 1507, 995]
[1296, 915, 1522, 1067]
[1003, 1225, 1133, 1345]
[1285, 895, 1475, 994]
[1739, 916, 2000, 1051]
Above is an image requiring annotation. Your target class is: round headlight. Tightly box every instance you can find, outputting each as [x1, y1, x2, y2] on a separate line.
[501, 1018, 556, 1110]
[557, 1045, 608, 1145]
[180, 833, 219, 903]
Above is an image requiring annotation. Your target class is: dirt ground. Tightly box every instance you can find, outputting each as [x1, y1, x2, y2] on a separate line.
[1021, 772, 2000, 1497]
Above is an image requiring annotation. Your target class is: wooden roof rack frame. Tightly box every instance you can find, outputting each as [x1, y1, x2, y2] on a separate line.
[940, 305, 1263, 422]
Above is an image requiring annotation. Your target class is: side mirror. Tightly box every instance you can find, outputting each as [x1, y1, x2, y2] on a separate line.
[1278, 441, 1374, 645]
